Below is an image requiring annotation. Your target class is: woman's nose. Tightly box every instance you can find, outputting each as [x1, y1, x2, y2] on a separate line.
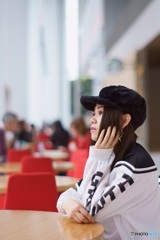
[90, 116, 96, 123]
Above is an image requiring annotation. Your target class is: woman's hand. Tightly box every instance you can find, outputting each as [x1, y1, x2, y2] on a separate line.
[62, 199, 94, 223]
[95, 126, 119, 149]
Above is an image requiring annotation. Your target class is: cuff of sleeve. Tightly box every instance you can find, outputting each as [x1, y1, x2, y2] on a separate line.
[57, 188, 83, 214]
[89, 146, 114, 162]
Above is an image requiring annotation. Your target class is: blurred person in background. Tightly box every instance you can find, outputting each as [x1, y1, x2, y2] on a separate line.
[68, 116, 90, 152]
[50, 120, 70, 152]
[38, 122, 52, 142]
[35, 122, 53, 152]
[16, 120, 33, 149]
[0, 112, 19, 162]
[0, 128, 6, 162]
[29, 123, 38, 142]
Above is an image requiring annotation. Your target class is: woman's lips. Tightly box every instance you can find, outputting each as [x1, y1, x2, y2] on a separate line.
[90, 127, 96, 132]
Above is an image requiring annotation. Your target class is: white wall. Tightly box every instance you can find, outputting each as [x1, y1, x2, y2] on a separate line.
[0, 0, 71, 128]
[0, 0, 28, 120]
[27, 0, 69, 127]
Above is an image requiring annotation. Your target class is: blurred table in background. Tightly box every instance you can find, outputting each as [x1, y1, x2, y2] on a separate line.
[0, 162, 20, 173]
[37, 149, 69, 160]
[0, 161, 74, 174]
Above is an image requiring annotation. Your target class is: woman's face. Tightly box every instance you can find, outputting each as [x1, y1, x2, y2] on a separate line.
[90, 104, 104, 141]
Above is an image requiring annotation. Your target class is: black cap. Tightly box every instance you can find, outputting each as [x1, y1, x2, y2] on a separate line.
[80, 85, 146, 130]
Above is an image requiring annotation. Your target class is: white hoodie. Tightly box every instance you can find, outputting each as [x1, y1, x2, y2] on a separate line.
[57, 143, 160, 240]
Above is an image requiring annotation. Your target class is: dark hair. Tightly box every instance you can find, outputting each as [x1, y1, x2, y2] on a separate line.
[92, 107, 137, 171]
[52, 120, 63, 130]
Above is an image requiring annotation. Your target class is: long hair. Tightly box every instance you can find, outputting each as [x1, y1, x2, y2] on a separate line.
[92, 107, 137, 171]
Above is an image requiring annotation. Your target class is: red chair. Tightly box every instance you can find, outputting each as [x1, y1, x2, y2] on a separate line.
[67, 149, 88, 178]
[7, 148, 32, 162]
[4, 173, 58, 212]
[21, 156, 54, 173]
[37, 131, 50, 142]
[0, 194, 5, 209]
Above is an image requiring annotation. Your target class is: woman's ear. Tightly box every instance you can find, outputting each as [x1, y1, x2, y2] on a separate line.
[122, 114, 131, 129]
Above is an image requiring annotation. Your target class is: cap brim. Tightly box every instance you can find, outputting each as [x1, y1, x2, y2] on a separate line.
[80, 96, 116, 111]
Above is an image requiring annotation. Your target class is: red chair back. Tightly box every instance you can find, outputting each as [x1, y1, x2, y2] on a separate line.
[0, 194, 5, 209]
[67, 149, 88, 178]
[4, 173, 58, 212]
[21, 156, 54, 173]
[7, 148, 32, 162]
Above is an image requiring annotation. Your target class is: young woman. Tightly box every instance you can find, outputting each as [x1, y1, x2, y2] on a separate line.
[57, 85, 160, 240]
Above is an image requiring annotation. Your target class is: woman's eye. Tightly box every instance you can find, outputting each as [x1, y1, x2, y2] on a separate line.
[99, 111, 103, 115]
[92, 110, 103, 116]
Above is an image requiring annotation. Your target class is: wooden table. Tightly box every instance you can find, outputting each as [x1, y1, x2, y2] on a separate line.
[38, 149, 69, 160]
[53, 161, 74, 172]
[0, 162, 20, 173]
[0, 161, 74, 174]
[0, 210, 104, 240]
[0, 175, 78, 194]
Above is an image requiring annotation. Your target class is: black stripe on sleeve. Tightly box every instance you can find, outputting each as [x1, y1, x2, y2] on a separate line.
[114, 163, 157, 174]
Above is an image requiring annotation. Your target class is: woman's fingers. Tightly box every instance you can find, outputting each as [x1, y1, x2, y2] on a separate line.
[71, 208, 94, 223]
[80, 207, 94, 222]
[95, 127, 111, 148]
[104, 126, 119, 148]
[95, 126, 119, 149]
[63, 199, 94, 224]
[112, 130, 120, 146]
[103, 127, 115, 144]
[95, 129, 105, 148]
[72, 212, 91, 223]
